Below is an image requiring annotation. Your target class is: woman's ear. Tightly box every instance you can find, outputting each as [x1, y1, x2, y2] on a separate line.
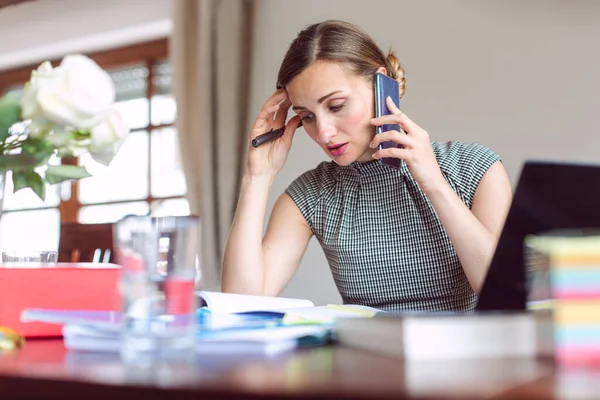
[376, 66, 388, 76]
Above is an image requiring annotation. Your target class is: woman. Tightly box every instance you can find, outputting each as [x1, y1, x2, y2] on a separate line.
[222, 20, 512, 312]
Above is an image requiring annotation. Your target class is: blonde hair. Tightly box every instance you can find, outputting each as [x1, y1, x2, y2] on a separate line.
[277, 20, 406, 98]
[385, 47, 406, 98]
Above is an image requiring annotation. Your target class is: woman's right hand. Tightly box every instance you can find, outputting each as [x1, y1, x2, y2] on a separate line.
[246, 89, 302, 177]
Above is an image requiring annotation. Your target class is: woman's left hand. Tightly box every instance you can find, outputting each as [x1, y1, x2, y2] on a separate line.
[369, 96, 446, 195]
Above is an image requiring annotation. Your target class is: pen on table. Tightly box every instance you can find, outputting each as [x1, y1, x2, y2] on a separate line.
[251, 121, 303, 148]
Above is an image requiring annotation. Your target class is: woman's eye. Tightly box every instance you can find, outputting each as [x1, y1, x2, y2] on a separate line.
[330, 103, 345, 112]
[301, 114, 314, 122]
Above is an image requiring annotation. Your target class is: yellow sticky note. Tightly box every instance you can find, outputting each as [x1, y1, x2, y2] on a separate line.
[282, 314, 332, 325]
[325, 304, 378, 317]
[0, 326, 25, 351]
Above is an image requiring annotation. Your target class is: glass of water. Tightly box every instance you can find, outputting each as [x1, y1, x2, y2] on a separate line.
[114, 215, 200, 363]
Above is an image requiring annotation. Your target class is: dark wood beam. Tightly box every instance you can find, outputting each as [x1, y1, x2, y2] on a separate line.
[0, 38, 168, 92]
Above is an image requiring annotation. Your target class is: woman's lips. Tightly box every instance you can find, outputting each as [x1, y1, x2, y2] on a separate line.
[328, 143, 348, 157]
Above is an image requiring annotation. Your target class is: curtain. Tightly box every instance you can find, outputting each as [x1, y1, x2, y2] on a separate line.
[171, 0, 255, 290]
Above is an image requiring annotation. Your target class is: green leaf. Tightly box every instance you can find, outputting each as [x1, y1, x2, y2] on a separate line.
[21, 138, 54, 167]
[45, 165, 91, 184]
[22, 137, 52, 154]
[0, 153, 39, 173]
[0, 94, 21, 142]
[12, 169, 46, 201]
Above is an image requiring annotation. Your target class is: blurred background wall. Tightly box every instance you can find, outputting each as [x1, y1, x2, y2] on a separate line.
[1, 0, 599, 305]
[251, 0, 600, 305]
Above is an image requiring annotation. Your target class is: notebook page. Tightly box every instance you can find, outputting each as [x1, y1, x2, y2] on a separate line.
[196, 291, 314, 314]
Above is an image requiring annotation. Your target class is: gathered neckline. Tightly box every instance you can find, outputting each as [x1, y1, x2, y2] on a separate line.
[334, 159, 407, 177]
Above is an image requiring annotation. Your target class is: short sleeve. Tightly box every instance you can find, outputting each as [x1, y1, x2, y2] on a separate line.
[434, 141, 502, 208]
[284, 162, 330, 231]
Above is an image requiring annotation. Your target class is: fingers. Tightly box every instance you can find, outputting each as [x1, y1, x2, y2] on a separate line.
[254, 104, 279, 134]
[258, 104, 280, 120]
[385, 96, 401, 114]
[369, 130, 415, 149]
[372, 146, 410, 161]
[265, 88, 288, 108]
[253, 89, 290, 134]
[370, 97, 423, 137]
[259, 89, 288, 120]
[281, 115, 303, 146]
[273, 96, 292, 127]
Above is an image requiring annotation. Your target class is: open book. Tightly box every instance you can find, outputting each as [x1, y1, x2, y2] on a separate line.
[197, 291, 314, 314]
[195, 291, 380, 320]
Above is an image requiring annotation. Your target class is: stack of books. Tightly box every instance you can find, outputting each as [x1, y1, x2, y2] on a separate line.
[20, 291, 374, 356]
[334, 311, 543, 360]
[526, 231, 600, 365]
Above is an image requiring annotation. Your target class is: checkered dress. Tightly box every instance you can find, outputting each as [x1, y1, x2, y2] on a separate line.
[285, 141, 501, 312]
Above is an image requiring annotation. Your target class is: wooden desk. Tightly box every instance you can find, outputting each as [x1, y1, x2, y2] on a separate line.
[0, 339, 599, 399]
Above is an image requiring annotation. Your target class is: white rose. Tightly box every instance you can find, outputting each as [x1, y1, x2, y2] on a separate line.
[20, 61, 58, 137]
[89, 108, 129, 165]
[35, 54, 115, 130]
[47, 131, 91, 158]
[65, 140, 92, 158]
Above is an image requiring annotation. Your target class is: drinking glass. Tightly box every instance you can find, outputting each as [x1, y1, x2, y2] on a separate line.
[114, 215, 200, 363]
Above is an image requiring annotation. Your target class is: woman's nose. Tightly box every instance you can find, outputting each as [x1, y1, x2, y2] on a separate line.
[316, 119, 336, 144]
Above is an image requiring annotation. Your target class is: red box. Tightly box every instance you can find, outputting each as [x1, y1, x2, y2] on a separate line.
[0, 263, 121, 338]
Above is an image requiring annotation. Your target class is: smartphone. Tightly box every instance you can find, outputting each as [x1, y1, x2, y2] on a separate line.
[373, 72, 401, 169]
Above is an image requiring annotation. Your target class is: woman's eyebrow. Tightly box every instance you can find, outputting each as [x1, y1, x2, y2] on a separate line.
[292, 90, 343, 111]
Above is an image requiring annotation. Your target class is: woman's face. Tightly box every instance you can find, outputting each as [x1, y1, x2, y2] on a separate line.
[286, 61, 376, 165]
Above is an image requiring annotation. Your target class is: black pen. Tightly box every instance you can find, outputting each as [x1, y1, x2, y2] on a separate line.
[251, 121, 303, 148]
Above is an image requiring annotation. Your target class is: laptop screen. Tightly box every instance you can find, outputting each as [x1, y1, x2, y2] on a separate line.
[476, 161, 600, 311]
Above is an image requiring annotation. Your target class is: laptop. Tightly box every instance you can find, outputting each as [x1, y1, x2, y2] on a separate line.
[476, 160, 600, 311]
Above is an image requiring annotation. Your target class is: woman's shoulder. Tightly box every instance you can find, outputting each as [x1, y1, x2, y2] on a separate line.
[431, 140, 501, 164]
[432, 140, 501, 174]
[284, 161, 339, 231]
[431, 140, 502, 206]
[285, 161, 338, 199]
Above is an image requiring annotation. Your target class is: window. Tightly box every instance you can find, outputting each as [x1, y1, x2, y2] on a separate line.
[0, 39, 189, 252]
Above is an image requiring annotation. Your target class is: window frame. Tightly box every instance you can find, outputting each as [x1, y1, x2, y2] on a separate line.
[0, 38, 186, 224]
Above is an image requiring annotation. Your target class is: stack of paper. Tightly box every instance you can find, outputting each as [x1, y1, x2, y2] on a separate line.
[20, 291, 380, 356]
[527, 232, 600, 365]
[21, 309, 332, 356]
[63, 321, 330, 356]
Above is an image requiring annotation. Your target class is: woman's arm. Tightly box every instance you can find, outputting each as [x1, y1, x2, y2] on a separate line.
[222, 88, 311, 295]
[262, 193, 314, 296]
[222, 180, 313, 295]
[420, 161, 512, 293]
[222, 174, 273, 295]
[370, 97, 513, 294]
